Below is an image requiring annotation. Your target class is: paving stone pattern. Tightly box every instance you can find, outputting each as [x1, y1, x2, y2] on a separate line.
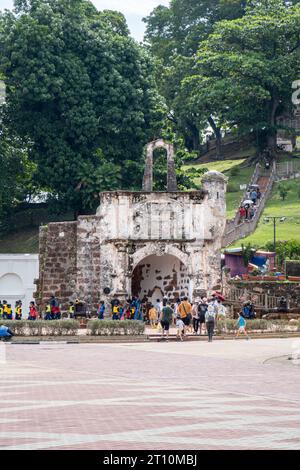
[0, 338, 299, 450]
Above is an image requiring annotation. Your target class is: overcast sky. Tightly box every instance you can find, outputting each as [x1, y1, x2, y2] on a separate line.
[0, 0, 170, 41]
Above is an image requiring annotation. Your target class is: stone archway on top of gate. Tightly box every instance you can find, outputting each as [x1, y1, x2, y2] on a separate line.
[142, 139, 178, 192]
[131, 243, 190, 275]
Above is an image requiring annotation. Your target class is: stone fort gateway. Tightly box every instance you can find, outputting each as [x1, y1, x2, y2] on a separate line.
[36, 140, 227, 311]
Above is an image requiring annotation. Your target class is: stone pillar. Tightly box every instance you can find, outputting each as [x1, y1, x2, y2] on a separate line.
[166, 142, 177, 191]
[142, 144, 153, 191]
[114, 243, 130, 303]
[142, 139, 178, 192]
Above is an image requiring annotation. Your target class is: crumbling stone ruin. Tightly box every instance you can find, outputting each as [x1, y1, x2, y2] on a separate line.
[36, 140, 227, 311]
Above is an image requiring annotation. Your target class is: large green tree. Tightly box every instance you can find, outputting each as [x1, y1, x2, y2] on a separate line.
[0, 0, 165, 214]
[144, 0, 247, 64]
[144, 0, 300, 156]
[186, 0, 300, 154]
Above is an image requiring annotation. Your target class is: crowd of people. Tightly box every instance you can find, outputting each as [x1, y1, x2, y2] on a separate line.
[0, 299, 39, 321]
[98, 294, 229, 342]
[238, 184, 262, 222]
[0, 293, 256, 342]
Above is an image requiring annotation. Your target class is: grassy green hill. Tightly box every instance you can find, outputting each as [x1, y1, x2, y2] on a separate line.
[184, 157, 254, 218]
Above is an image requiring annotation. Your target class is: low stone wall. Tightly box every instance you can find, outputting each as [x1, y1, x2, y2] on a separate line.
[228, 280, 300, 309]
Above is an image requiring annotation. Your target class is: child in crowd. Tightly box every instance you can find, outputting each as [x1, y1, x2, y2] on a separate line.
[236, 312, 250, 340]
[112, 304, 120, 320]
[45, 302, 52, 320]
[5, 303, 13, 320]
[15, 300, 22, 320]
[176, 315, 186, 341]
[28, 301, 38, 321]
[148, 305, 157, 328]
[69, 301, 75, 318]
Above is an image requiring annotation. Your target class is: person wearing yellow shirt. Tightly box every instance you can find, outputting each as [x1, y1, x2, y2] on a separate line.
[4, 303, 13, 320]
[15, 301, 22, 320]
[45, 303, 52, 320]
[178, 297, 192, 330]
[148, 305, 157, 328]
[0, 301, 3, 319]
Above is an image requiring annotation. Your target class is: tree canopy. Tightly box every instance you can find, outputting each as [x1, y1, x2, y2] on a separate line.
[0, 0, 165, 213]
[144, 0, 300, 156]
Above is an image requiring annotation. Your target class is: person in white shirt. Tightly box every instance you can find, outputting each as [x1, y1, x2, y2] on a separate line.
[176, 316, 185, 341]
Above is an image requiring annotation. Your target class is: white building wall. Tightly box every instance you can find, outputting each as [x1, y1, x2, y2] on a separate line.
[0, 254, 39, 318]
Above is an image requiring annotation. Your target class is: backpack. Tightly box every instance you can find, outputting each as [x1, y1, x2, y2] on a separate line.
[206, 307, 215, 322]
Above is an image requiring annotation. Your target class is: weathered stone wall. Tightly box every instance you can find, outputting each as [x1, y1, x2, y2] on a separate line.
[37, 170, 227, 312]
[76, 216, 101, 311]
[36, 222, 77, 310]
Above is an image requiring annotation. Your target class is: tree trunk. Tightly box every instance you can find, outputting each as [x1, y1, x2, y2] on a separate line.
[267, 96, 279, 153]
[186, 121, 200, 151]
[208, 116, 222, 160]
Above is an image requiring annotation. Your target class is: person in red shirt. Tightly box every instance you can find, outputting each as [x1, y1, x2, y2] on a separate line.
[28, 301, 38, 320]
[239, 205, 246, 221]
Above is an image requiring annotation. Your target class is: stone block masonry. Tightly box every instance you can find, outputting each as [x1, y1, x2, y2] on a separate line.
[36, 222, 77, 311]
[36, 169, 227, 313]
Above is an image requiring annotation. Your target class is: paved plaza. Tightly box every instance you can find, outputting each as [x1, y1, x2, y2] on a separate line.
[0, 338, 300, 450]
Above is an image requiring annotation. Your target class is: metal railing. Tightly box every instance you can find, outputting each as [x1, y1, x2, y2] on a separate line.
[226, 286, 281, 310]
[275, 160, 300, 181]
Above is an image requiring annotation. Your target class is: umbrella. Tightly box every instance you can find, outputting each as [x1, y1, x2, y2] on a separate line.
[212, 291, 225, 301]
[242, 200, 254, 206]
[249, 184, 259, 188]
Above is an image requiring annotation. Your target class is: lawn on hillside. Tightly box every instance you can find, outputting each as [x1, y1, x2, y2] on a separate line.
[184, 158, 253, 218]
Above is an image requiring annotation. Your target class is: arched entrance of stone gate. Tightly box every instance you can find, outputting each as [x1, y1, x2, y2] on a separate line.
[131, 254, 192, 304]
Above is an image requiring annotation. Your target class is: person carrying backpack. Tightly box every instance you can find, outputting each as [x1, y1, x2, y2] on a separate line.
[205, 303, 216, 342]
[198, 297, 208, 335]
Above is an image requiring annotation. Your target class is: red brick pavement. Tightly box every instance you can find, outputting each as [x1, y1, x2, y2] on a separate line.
[0, 339, 299, 450]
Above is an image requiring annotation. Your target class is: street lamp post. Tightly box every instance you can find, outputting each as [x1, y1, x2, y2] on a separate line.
[264, 216, 286, 252]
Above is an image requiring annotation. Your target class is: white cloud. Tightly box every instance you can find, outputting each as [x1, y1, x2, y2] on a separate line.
[93, 1, 169, 17]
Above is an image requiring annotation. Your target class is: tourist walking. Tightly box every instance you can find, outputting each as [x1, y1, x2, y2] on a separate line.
[235, 312, 250, 339]
[155, 298, 163, 321]
[198, 297, 208, 335]
[176, 315, 185, 341]
[148, 305, 157, 328]
[205, 303, 216, 342]
[191, 300, 200, 335]
[178, 297, 192, 331]
[239, 206, 246, 221]
[97, 301, 105, 320]
[160, 301, 174, 341]
[250, 189, 257, 204]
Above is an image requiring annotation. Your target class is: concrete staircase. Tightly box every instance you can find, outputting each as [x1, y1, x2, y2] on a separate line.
[222, 162, 276, 247]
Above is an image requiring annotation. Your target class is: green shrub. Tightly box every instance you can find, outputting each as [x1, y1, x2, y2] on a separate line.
[0, 320, 79, 336]
[87, 320, 145, 336]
